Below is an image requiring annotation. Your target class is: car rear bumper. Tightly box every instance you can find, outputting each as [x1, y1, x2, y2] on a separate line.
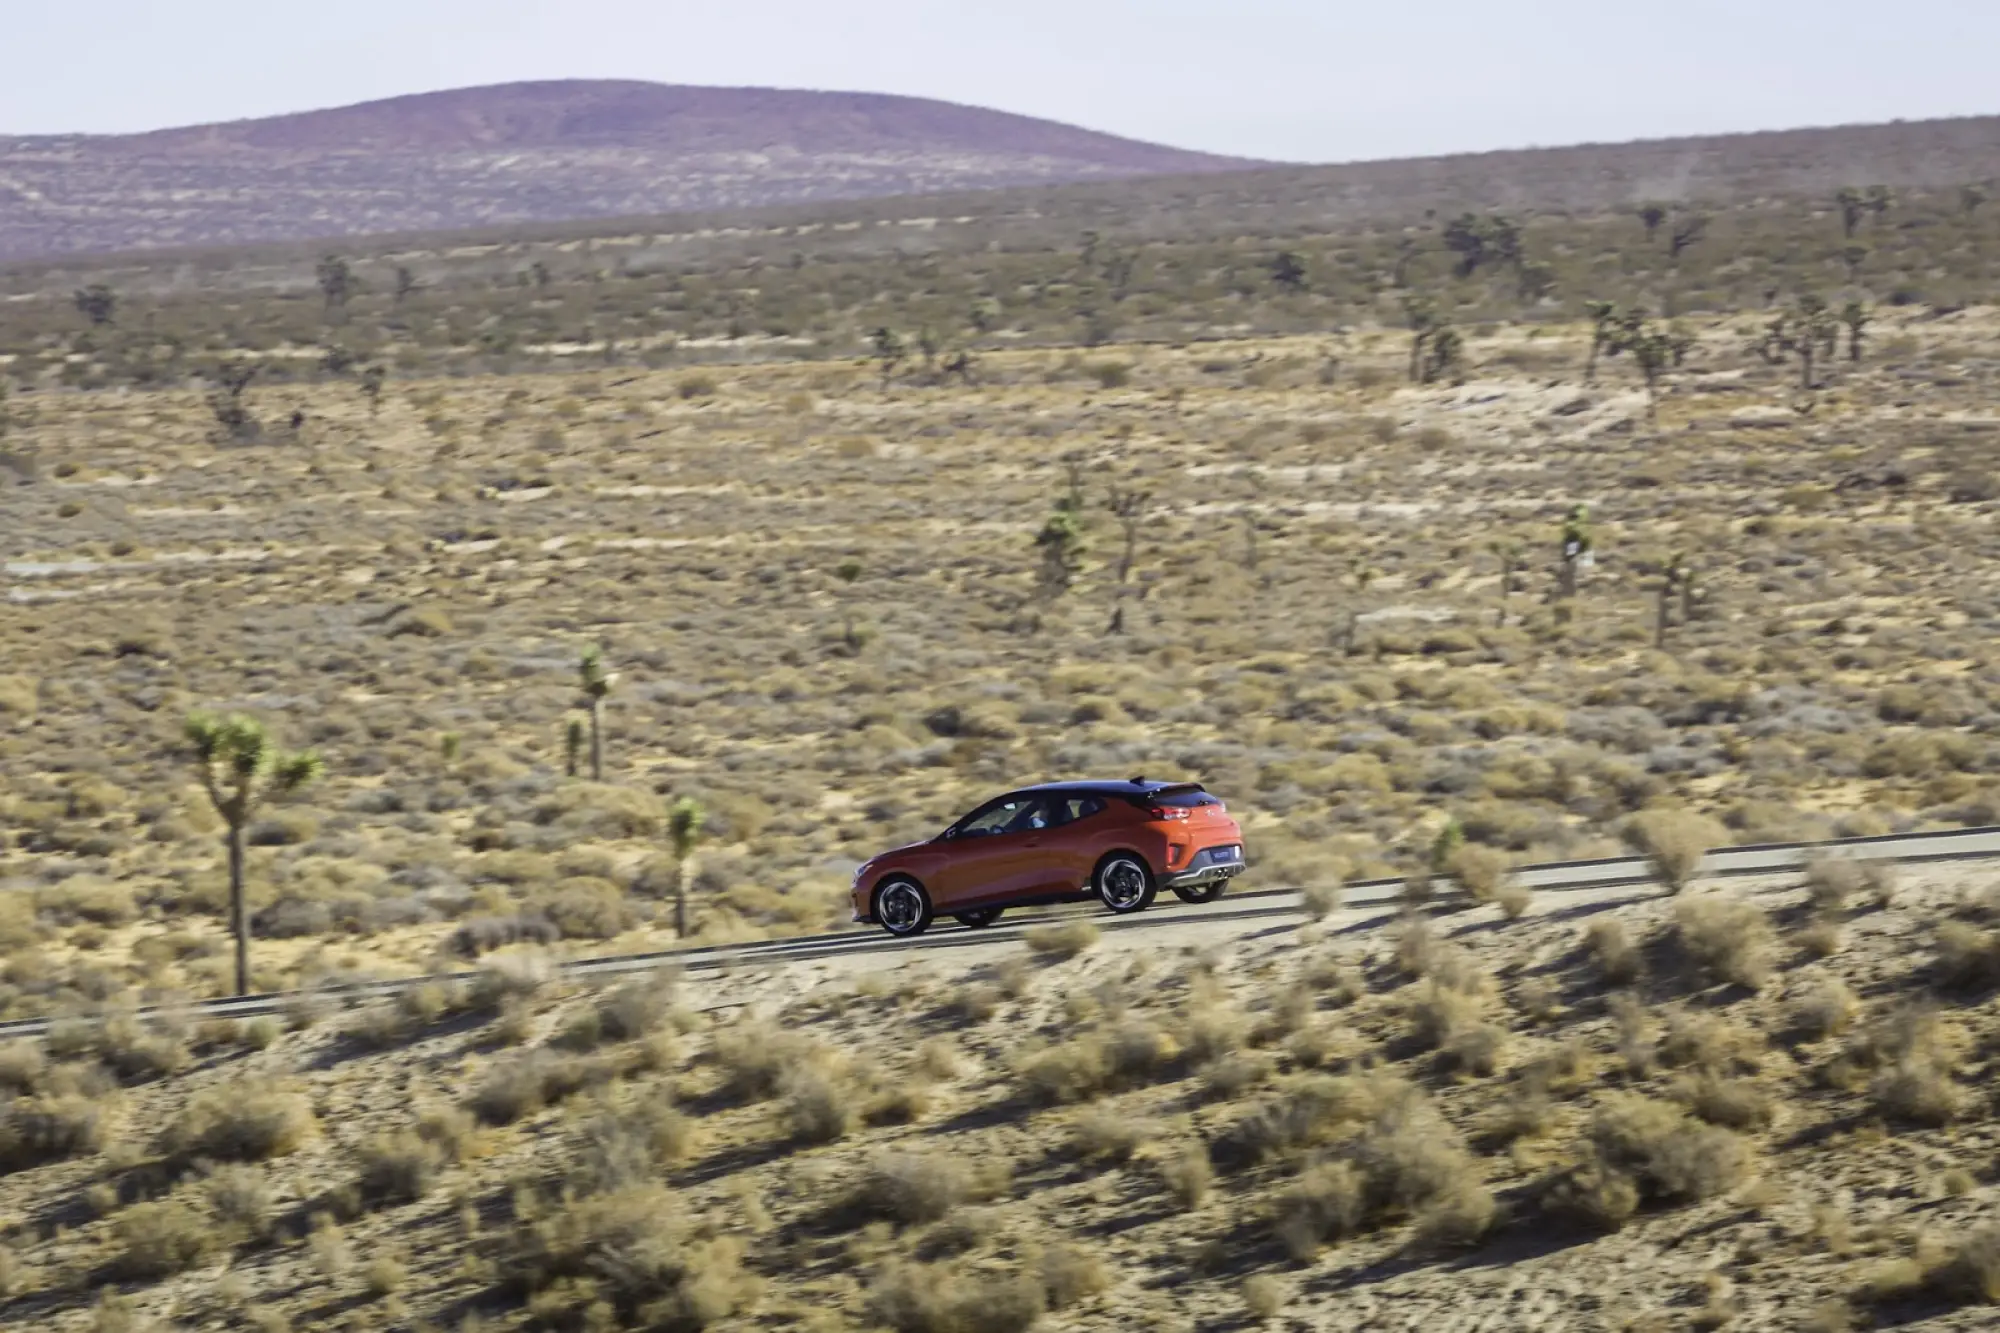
[1162, 843, 1247, 889]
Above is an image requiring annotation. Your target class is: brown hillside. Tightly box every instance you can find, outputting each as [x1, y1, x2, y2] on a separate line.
[0, 80, 1258, 260]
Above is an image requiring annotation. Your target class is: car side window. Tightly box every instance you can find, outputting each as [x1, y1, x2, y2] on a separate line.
[957, 797, 1035, 838]
[1053, 796, 1104, 826]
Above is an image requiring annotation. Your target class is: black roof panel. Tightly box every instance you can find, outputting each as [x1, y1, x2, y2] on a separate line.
[1012, 778, 1203, 796]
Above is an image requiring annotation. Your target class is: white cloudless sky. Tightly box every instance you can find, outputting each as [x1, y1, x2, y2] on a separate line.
[7, 0, 1996, 162]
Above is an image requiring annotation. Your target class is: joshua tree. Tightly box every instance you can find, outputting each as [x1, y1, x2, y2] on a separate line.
[1559, 505, 1593, 600]
[1034, 504, 1085, 603]
[1655, 552, 1689, 648]
[1836, 188, 1867, 240]
[359, 364, 387, 416]
[577, 647, 617, 782]
[1421, 326, 1465, 384]
[1841, 244, 1869, 283]
[1269, 250, 1309, 292]
[1865, 185, 1893, 226]
[73, 284, 117, 327]
[565, 717, 584, 778]
[316, 254, 355, 316]
[968, 297, 1002, 334]
[834, 557, 864, 649]
[1624, 323, 1676, 425]
[1403, 293, 1441, 383]
[393, 266, 418, 304]
[1516, 261, 1557, 303]
[1759, 297, 1839, 390]
[668, 796, 706, 939]
[869, 327, 906, 389]
[1441, 213, 1520, 278]
[1332, 561, 1377, 655]
[1584, 301, 1621, 383]
[1669, 214, 1709, 262]
[1840, 302, 1871, 362]
[1104, 484, 1150, 634]
[207, 362, 261, 442]
[1491, 541, 1523, 626]
[1638, 204, 1668, 242]
[185, 713, 322, 996]
[1962, 183, 1988, 217]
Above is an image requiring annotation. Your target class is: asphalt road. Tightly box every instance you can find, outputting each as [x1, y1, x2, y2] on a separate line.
[2, 824, 1994, 1040]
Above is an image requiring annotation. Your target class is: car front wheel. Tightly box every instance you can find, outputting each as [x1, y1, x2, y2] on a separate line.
[1094, 853, 1156, 915]
[955, 907, 1004, 929]
[874, 877, 934, 938]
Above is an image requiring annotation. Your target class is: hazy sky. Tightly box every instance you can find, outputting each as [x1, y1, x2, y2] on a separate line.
[7, 1, 1997, 163]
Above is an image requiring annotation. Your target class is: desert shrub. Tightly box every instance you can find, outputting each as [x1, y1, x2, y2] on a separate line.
[1273, 1100, 1491, 1259]
[202, 1162, 275, 1242]
[780, 1065, 854, 1144]
[573, 1100, 698, 1194]
[112, 1200, 214, 1279]
[1023, 921, 1099, 960]
[949, 982, 1001, 1023]
[1789, 978, 1859, 1039]
[1155, 1141, 1214, 1211]
[1674, 894, 1775, 989]
[166, 1083, 315, 1162]
[1216, 1072, 1416, 1169]
[0, 1042, 44, 1095]
[1629, 809, 1727, 890]
[867, 1261, 1045, 1333]
[1805, 856, 1866, 916]
[1039, 1241, 1110, 1309]
[1657, 1010, 1764, 1074]
[531, 877, 635, 940]
[1550, 1094, 1751, 1230]
[355, 1130, 444, 1206]
[1301, 882, 1341, 921]
[1069, 1108, 1159, 1163]
[1676, 1075, 1775, 1130]
[1925, 1224, 2000, 1304]
[0, 1094, 106, 1171]
[1243, 1273, 1292, 1321]
[1015, 1036, 1110, 1105]
[850, 1152, 972, 1227]
[450, 913, 561, 957]
[1447, 844, 1510, 903]
[466, 950, 553, 1008]
[1201, 1051, 1277, 1099]
[1934, 921, 2000, 990]
[469, 1050, 603, 1125]
[502, 1183, 752, 1329]
[711, 1019, 818, 1103]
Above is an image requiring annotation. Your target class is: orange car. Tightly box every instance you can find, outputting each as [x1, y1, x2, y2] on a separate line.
[850, 778, 1247, 937]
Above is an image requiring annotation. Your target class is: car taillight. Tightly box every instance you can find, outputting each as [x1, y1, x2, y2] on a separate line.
[1148, 806, 1190, 821]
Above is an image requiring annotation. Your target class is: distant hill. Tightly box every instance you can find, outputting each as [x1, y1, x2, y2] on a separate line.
[0, 80, 1261, 260]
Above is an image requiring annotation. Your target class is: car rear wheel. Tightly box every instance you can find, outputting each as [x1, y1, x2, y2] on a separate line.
[954, 907, 1004, 929]
[1172, 880, 1230, 904]
[874, 877, 934, 938]
[1094, 853, 1156, 915]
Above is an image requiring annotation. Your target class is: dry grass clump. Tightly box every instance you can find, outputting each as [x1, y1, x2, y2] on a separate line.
[201, 1163, 275, 1242]
[1243, 1273, 1293, 1321]
[164, 1082, 315, 1162]
[0, 1094, 107, 1170]
[849, 1151, 975, 1227]
[111, 1200, 214, 1279]
[1804, 856, 1867, 917]
[1673, 894, 1776, 989]
[1934, 920, 2000, 990]
[1038, 1241, 1110, 1310]
[1217, 1071, 1417, 1169]
[1446, 844, 1510, 905]
[468, 1049, 609, 1125]
[500, 1183, 753, 1330]
[711, 1018, 819, 1103]
[1270, 1098, 1492, 1259]
[1023, 921, 1100, 960]
[1656, 1010, 1765, 1075]
[1674, 1074, 1776, 1131]
[1630, 809, 1728, 891]
[1549, 1094, 1753, 1230]
[1301, 882, 1341, 921]
[780, 1064, 855, 1144]
[354, 1129, 446, 1206]
[1068, 1108, 1161, 1163]
[866, 1260, 1046, 1333]
[1157, 1141, 1214, 1210]
[1789, 978, 1860, 1040]
[573, 1099, 698, 1193]
[1016, 1036, 1112, 1105]
[1583, 919, 1641, 985]
[559, 970, 685, 1050]
[1862, 1008, 1968, 1126]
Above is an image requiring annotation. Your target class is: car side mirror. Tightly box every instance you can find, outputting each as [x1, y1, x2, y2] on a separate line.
[936, 827, 957, 842]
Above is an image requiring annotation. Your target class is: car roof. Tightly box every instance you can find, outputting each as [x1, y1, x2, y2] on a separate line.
[1009, 778, 1204, 797]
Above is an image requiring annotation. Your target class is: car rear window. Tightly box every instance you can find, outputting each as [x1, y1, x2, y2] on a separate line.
[1146, 786, 1218, 807]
